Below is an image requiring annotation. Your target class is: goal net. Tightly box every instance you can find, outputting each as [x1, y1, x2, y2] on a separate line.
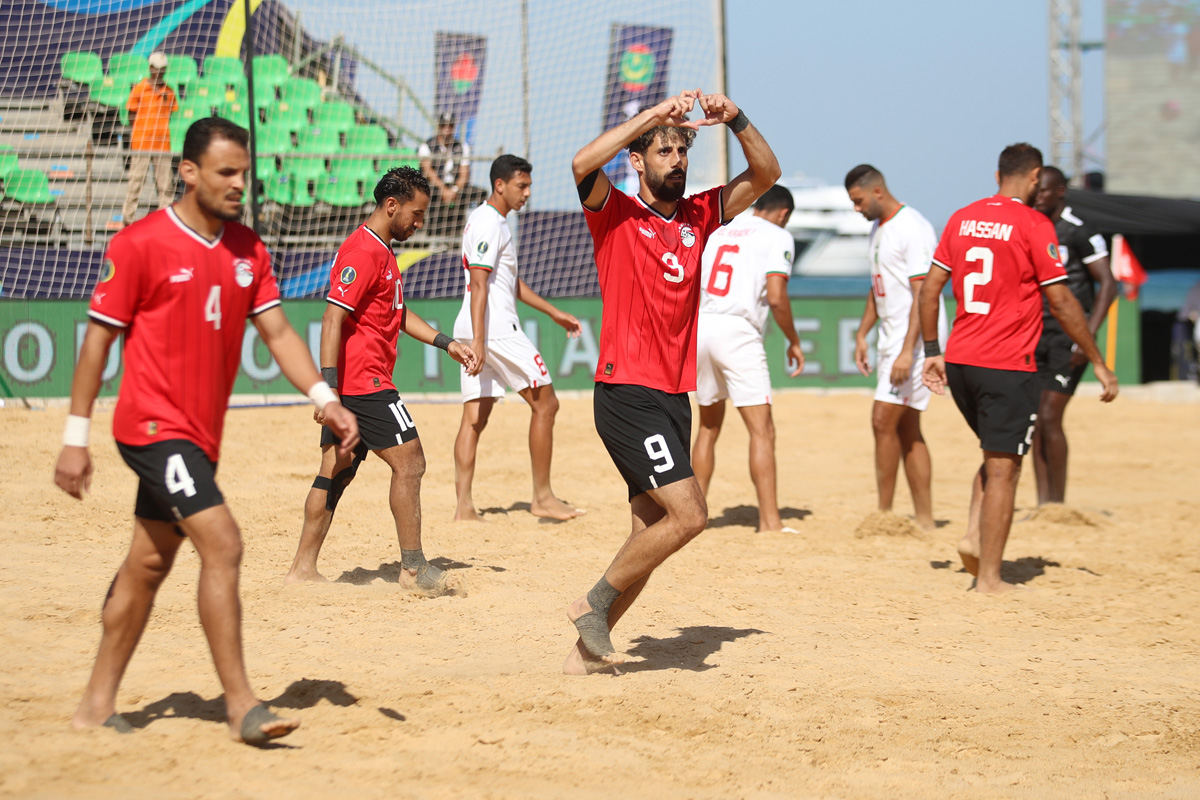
[0, 0, 725, 303]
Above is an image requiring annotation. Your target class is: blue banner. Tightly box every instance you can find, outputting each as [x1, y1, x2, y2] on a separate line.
[601, 24, 673, 195]
[434, 32, 486, 146]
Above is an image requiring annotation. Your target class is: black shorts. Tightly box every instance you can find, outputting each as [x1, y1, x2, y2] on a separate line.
[946, 363, 1040, 456]
[593, 382, 694, 501]
[320, 389, 419, 451]
[116, 439, 224, 528]
[1035, 325, 1086, 396]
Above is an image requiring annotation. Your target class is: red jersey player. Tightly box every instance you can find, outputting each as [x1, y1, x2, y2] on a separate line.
[53, 118, 358, 744]
[285, 167, 476, 594]
[919, 143, 1118, 594]
[564, 89, 780, 674]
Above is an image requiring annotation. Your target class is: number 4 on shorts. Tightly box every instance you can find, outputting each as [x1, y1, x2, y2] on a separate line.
[165, 453, 197, 497]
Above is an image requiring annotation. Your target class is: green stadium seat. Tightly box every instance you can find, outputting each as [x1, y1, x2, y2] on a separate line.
[329, 156, 377, 200]
[317, 171, 364, 207]
[0, 148, 19, 180]
[297, 127, 341, 154]
[169, 117, 194, 154]
[176, 96, 214, 121]
[281, 77, 322, 111]
[165, 55, 198, 94]
[107, 53, 148, 83]
[270, 169, 317, 207]
[312, 101, 356, 134]
[61, 51, 103, 86]
[89, 74, 136, 109]
[344, 124, 389, 153]
[203, 55, 244, 82]
[217, 100, 250, 127]
[266, 102, 309, 134]
[4, 169, 55, 204]
[190, 77, 237, 107]
[252, 54, 290, 95]
[256, 123, 295, 154]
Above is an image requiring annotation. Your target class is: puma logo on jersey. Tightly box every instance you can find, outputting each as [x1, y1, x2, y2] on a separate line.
[169, 267, 194, 283]
[93, 292, 106, 304]
[639, 227, 656, 239]
[337, 285, 349, 297]
[1055, 374, 1070, 387]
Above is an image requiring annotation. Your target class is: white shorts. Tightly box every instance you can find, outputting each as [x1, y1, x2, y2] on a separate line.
[874, 347, 931, 411]
[459, 333, 551, 401]
[696, 314, 772, 408]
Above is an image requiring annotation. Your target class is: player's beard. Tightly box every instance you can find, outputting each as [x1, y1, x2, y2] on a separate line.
[646, 165, 687, 203]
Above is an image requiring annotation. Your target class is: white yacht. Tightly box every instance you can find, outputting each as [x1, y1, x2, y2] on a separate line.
[782, 178, 872, 277]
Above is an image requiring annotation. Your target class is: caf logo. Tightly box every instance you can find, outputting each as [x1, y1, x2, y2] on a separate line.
[679, 225, 696, 248]
[233, 259, 254, 288]
[99, 259, 116, 283]
[477, 240, 489, 255]
[340, 266, 357, 285]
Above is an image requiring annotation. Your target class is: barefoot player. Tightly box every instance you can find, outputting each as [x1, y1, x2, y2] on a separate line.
[55, 118, 359, 744]
[285, 168, 476, 593]
[452, 155, 585, 522]
[565, 89, 780, 672]
[846, 164, 945, 530]
[920, 144, 1118, 594]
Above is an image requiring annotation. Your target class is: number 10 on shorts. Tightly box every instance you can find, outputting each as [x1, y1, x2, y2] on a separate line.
[388, 400, 415, 445]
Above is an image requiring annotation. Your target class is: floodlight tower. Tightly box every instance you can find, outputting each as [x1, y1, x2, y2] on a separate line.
[1048, 0, 1084, 185]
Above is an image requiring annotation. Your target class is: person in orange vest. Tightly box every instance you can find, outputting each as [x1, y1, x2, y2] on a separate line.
[122, 51, 178, 227]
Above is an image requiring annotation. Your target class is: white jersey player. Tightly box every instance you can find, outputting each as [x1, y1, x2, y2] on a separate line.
[847, 165, 941, 530]
[452, 155, 585, 522]
[692, 185, 805, 534]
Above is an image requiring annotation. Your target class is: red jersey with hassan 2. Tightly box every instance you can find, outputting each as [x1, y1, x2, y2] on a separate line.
[931, 195, 1067, 372]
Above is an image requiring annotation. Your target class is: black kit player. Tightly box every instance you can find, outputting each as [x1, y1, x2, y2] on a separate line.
[285, 167, 477, 593]
[55, 118, 360, 744]
[919, 144, 1118, 595]
[1030, 166, 1117, 505]
[565, 89, 780, 673]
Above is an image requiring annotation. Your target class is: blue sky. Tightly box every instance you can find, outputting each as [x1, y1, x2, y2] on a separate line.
[726, 0, 1106, 228]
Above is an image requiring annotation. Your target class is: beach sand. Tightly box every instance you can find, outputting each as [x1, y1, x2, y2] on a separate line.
[2, 389, 1197, 799]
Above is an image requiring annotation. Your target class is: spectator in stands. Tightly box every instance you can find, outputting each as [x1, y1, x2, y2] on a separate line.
[417, 112, 484, 237]
[122, 51, 178, 227]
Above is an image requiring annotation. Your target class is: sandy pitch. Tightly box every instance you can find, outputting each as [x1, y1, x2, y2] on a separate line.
[1, 390, 1198, 799]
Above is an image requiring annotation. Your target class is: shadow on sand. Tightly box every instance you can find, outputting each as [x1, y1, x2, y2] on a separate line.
[334, 555, 497, 585]
[617, 625, 767, 673]
[120, 679, 358, 744]
[706, 505, 811, 530]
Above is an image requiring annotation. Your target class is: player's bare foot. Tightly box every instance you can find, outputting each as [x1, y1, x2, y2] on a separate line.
[452, 507, 487, 523]
[566, 596, 626, 665]
[71, 700, 117, 731]
[284, 567, 328, 584]
[400, 562, 465, 597]
[974, 578, 1023, 595]
[916, 515, 937, 532]
[562, 639, 623, 675]
[531, 496, 586, 520]
[957, 534, 980, 576]
[230, 703, 299, 745]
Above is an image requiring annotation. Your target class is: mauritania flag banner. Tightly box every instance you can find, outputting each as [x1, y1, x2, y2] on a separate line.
[435, 32, 487, 144]
[602, 24, 673, 195]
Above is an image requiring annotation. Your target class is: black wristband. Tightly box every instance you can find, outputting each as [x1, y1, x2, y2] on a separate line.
[924, 340, 942, 358]
[320, 366, 338, 389]
[433, 332, 453, 351]
[726, 109, 750, 134]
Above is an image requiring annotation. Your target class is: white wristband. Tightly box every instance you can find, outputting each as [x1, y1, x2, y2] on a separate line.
[63, 415, 90, 447]
[307, 381, 338, 411]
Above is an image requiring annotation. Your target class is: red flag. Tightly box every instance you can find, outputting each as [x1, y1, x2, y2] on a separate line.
[1110, 233, 1148, 300]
